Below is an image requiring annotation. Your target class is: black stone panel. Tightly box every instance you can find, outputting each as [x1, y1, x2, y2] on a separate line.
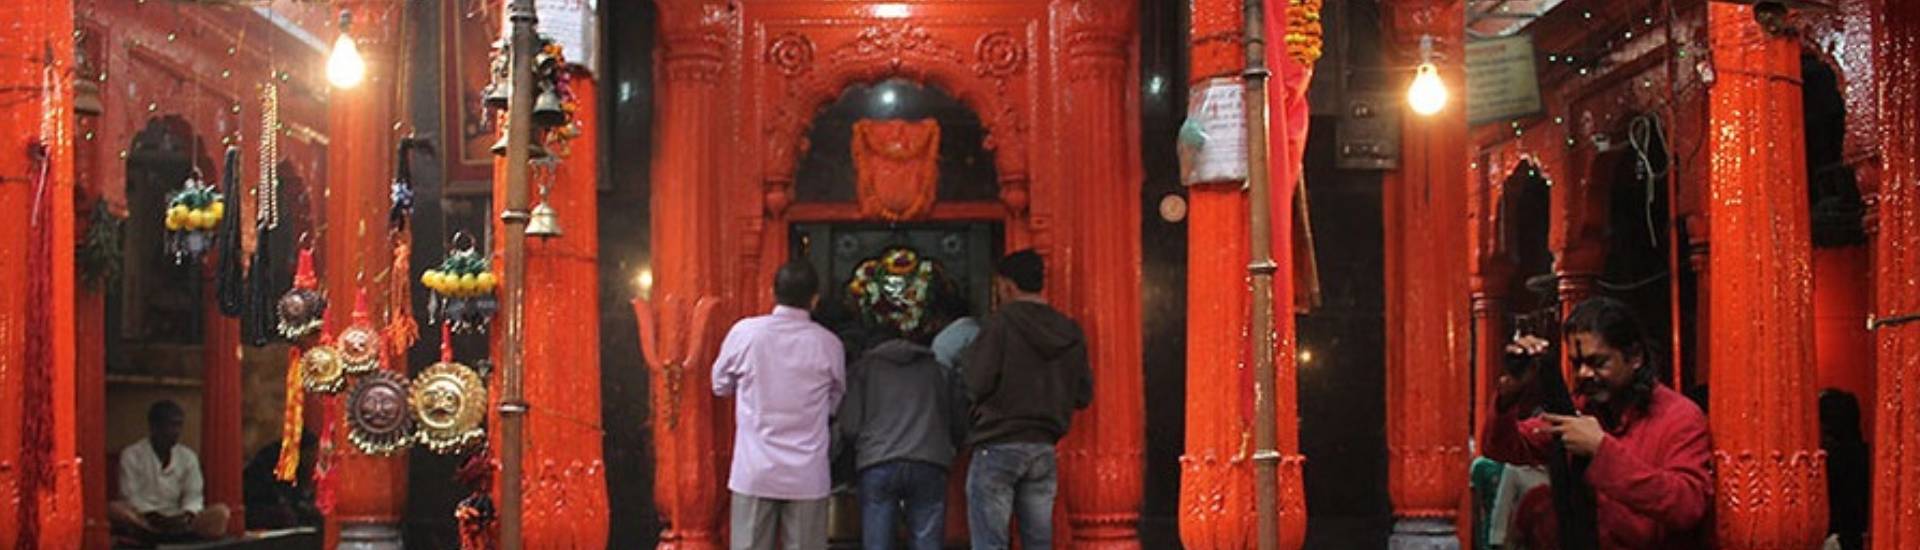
[600, 1, 661, 548]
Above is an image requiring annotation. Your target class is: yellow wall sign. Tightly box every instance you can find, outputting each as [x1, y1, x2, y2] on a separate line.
[1466, 35, 1544, 126]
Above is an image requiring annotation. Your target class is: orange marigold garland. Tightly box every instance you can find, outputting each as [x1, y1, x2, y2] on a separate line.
[1285, 0, 1324, 65]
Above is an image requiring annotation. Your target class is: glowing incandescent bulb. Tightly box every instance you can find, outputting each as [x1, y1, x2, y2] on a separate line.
[327, 33, 365, 88]
[1407, 62, 1447, 116]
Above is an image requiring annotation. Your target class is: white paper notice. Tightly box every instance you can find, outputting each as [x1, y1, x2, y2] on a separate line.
[506, 0, 599, 74]
[1184, 77, 1249, 185]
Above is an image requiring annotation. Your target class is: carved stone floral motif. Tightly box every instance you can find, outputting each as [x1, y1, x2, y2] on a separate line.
[972, 31, 1024, 78]
[830, 23, 966, 69]
[767, 33, 814, 77]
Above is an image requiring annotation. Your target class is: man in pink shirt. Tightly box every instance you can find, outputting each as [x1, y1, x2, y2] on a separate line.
[714, 261, 847, 550]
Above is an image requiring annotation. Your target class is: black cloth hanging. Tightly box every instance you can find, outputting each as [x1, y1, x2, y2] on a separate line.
[241, 220, 277, 347]
[216, 147, 246, 317]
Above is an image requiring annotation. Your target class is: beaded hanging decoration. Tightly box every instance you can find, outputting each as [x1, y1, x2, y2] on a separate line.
[422, 232, 499, 334]
[164, 167, 225, 264]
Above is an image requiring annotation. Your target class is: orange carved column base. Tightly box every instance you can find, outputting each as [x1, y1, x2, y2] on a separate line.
[1705, 4, 1826, 548]
[1869, 0, 1920, 546]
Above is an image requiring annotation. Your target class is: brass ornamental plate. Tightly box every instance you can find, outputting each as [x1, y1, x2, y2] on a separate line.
[337, 323, 382, 374]
[299, 344, 346, 394]
[411, 361, 488, 454]
[346, 369, 415, 455]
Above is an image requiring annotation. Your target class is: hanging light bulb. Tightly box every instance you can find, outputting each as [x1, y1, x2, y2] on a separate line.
[327, 10, 365, 89]
[1407, 36, 1449, 116]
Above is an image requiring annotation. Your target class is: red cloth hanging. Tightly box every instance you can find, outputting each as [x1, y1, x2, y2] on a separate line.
[17, 140, 54, 550]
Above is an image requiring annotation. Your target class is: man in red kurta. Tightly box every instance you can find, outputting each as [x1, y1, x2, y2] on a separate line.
[1482, 297, 1713, 549]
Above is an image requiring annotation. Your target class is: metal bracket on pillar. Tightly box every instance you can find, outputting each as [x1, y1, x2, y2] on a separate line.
[1868, 312, 1920, 330]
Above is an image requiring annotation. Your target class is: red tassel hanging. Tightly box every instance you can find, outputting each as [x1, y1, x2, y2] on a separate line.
[275, 346, 307, 482]
[313, 394, 342, 515]
[386, 236, 419, 358]
[16, 140, 54, 550]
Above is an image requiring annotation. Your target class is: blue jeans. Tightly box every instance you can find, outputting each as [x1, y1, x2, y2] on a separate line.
[965, 443, 1056, 550]
[859, 460, 948, 550]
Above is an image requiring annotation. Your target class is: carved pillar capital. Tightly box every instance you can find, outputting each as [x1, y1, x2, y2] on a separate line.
[657, 0, 731, 79]
[1063, 0, 1133, 82]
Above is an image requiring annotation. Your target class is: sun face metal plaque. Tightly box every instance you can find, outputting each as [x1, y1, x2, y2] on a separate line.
[336, 323, 382, 374]
[346, 370, 415, 455]
[276, 288, 326, 340]
[299, 344, 346, 394]
[411, 361, 488, 454]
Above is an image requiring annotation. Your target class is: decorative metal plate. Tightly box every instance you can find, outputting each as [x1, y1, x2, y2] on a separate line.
[337, 323, 382, 374]
[346, 370, 415, 455]
[300, 344, 346, 394]
[277, 288, 326, 340]
[411, 361, 489, 454]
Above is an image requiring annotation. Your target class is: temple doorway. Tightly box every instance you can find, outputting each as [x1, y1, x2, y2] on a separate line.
[783, 77, 1006, 548]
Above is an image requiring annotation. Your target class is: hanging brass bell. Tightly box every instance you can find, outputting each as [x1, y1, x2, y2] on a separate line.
[483, 82, 510, 109]
[532, 87, 566, 128]
[525, 200, 563, 238]
[490, 132, 510, 156]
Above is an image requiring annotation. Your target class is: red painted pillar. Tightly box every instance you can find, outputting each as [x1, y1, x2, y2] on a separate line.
[1180, 0, 1262, 547]
[490, 71, 610, 546]
[1870, 0, 1920, 544]
[1813, 246, 1873, 434]
[649, 1, 732, 547]
[1381, 2, 1470, 548]
[323, 2, 406, 547]
[1469, 171, 1515, 443]
[201, 290, 244, 536]
[75, 88, 112, 550]
[0, 0, 82, 546]
[1056, 1, 1145, 547]
[1704, 4, 1826, 548]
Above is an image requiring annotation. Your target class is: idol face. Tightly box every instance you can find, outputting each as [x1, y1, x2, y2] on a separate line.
[1568, 331, 1640, 405]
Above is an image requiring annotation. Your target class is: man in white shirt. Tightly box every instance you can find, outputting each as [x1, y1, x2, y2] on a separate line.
[109, 400, 230, 544]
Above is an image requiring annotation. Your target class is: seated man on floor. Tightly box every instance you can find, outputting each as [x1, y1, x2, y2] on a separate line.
[242, 432, 322, 530]
[111, 400, 230, 545]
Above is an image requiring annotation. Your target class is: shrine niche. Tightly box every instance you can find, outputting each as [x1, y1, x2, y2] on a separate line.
[648, 0, 1143, 548]
[792, 79, 1001, 220]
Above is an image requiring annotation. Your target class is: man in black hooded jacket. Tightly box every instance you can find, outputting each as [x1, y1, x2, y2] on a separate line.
[962, 249, 1091, 550]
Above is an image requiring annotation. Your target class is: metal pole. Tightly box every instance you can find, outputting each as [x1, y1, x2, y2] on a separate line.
[1242, 0, 1280, 549]
[498, 0, 537, 547]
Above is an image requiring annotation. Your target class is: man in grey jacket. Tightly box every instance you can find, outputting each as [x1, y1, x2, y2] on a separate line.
[835, 327, 970, 550]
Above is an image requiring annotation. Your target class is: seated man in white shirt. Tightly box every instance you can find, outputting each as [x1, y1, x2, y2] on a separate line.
[109, 400, 230, 544]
